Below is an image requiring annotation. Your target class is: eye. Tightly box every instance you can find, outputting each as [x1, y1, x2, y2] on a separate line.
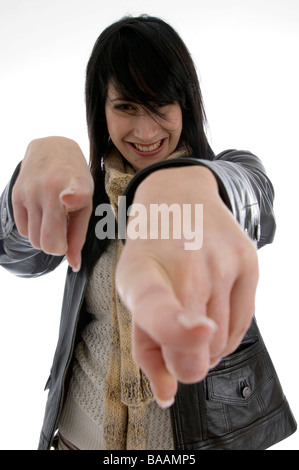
[114, 103, 137, 114]
[152, 102, 175, 113]
[115, 104, 133, 111]
[153, 102, 167, 108]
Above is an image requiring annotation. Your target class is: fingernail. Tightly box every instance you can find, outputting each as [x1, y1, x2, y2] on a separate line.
[155, 397, 175, 409]
[59, 188, 76, 199]
[72, 257, 81, 273]
[177, 314, 217, 331]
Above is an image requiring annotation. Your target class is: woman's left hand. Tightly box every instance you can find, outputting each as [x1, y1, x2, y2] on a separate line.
[116, 166, 259, 408]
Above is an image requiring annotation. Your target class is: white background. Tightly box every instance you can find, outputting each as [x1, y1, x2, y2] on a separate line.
[0, 0, 298, 450]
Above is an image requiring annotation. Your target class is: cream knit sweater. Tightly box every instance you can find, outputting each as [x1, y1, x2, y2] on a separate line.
[58, 240, 174, 450]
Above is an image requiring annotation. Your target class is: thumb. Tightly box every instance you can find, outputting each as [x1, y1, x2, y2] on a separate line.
[59, 186, 86, 211]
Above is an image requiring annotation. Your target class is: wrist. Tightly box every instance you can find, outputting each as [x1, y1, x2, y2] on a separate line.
[135, 166, 219, 205]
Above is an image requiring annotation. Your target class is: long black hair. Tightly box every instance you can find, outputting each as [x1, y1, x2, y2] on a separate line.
[85, 15, 211, 179]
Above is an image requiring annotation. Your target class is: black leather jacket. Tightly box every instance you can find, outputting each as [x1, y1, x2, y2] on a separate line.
[0, 150, 297, 450]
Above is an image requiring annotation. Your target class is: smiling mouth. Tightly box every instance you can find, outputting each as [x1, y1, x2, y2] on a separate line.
[132, 140, 163, 152]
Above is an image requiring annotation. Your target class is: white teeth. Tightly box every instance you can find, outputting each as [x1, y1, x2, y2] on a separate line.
[134, 140, 162, 152]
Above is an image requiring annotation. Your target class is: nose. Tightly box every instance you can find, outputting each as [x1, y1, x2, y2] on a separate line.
[133, 112, 160, 142]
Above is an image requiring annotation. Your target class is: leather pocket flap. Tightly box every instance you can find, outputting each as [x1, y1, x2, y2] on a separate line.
[206, 348, 272, 406]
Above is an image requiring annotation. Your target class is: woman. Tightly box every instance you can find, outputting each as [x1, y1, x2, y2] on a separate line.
[0, 15, 296, 450]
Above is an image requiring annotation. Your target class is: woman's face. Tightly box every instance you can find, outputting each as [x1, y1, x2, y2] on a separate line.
[105, 82, 183, 170]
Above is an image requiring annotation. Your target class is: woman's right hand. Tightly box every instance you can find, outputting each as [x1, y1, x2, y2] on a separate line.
[12, 137, 94, 271]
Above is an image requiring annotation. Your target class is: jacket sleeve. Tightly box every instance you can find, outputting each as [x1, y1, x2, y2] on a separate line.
[120, 149, 276, 249]
[0, 163, 64, 277]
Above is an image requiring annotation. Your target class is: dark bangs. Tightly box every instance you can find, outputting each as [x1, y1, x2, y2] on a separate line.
[105, 19, 188, 110]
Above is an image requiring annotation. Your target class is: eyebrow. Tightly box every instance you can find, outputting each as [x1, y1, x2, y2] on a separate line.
[107, 96, 131, 104]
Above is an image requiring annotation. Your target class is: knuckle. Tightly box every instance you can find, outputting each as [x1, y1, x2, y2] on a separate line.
[233, 324, 248, 342]
[225, 326, 250, 357]
[210, 335, 227, 359]
[175, 352, 210, 384]
[42, 173, 63, 195]
[40, 229, 66, 255]
[29, 235, 41, 250]
[178, 364, 209, 384]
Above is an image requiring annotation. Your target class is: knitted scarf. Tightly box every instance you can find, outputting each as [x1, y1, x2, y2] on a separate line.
[103, 145, 189, 450]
